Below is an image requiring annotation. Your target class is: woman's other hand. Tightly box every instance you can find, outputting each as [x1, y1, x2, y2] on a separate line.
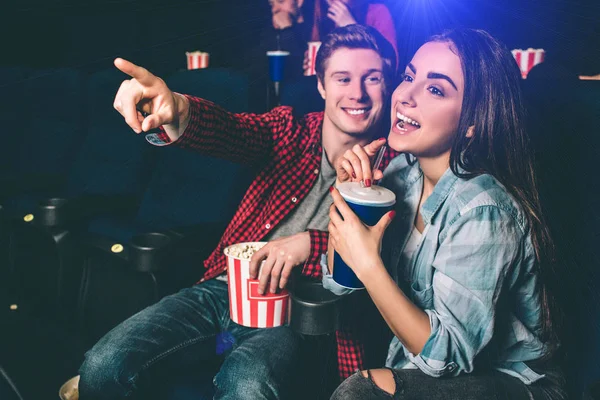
[335, 137, 386, 186]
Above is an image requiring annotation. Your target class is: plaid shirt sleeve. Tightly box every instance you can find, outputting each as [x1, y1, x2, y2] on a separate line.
[151, 95, 296, 167]
[336, 330, 365, 380]
[302, 229, 328, 278]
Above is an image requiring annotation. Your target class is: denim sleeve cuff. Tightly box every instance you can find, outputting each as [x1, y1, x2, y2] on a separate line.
[145, 131, 173, 146]
[407, 309, 458, 377]
[321, 254, 355, 296]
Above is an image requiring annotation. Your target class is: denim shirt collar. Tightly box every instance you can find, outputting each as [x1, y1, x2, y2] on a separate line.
[420, 167, 459, 225]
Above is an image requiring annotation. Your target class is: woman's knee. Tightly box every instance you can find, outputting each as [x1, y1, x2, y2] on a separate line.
[362, 369, 396, 395]
[330, 369, 396, 400]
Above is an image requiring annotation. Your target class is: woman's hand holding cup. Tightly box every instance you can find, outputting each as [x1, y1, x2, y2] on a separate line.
[335, 137, 387, 187]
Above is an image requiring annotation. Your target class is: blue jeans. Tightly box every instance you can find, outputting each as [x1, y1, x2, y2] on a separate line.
[78, 280, 306, 400]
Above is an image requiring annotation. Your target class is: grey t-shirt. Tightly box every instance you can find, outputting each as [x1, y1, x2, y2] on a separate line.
[263, 149, 336, 241]
[215, 149, 336, 282]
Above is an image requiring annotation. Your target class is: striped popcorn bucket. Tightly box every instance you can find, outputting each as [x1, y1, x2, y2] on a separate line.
[304, 41, 322, 76]
[511, 48, 545, 79]
[224, 242, 290, 328]
[186, 51, 210, 70]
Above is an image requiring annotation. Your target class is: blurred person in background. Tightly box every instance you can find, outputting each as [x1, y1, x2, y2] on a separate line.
[265, 0, 313, 78]
[306, 0, 398, 74]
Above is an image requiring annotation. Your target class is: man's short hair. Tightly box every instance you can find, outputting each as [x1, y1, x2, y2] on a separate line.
[315, 24, 396, 88]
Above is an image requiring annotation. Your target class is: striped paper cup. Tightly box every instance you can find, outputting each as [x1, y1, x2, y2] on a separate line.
[511, 48, 545, 79]
[224, 242, 290, 328]
[305, 41, 321, 76]
[186, 51, 210, 70]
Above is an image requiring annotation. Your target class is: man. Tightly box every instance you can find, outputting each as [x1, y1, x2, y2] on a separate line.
[78, 25, 396, 400]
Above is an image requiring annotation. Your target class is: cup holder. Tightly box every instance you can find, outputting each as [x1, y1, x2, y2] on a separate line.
[37, 197, 69, 226]
[289, 280, 342, 336]
[129, 232, 172, 272]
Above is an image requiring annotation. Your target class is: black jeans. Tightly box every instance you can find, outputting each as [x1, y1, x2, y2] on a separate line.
[330, 361, 567, 400]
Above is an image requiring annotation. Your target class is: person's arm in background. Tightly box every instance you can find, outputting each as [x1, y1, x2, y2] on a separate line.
[365, 4, 399, 71]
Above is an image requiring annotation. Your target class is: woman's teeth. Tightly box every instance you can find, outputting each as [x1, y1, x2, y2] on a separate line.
[396, 112, 421, 127]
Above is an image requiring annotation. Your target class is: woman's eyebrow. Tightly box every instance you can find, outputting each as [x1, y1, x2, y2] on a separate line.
[406, 63, 458, 91]
[427, 72, 458, 91]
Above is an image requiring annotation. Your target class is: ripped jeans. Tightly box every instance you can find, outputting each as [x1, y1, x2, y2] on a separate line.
[330, 360, 567, 400]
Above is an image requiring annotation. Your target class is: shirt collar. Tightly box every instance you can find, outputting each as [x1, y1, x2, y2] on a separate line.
[420, 166, 460, 225]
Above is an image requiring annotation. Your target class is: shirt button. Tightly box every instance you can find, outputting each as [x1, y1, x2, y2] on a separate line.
[291, 197, 297, 203]
[265, 223, 271, 229]
[313, 168, 319, 175]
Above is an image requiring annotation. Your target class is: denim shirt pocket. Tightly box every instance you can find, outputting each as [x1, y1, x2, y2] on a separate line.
[410, 282, 434, 309]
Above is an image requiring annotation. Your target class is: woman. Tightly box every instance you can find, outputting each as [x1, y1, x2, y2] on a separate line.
[324, 28, 566, 399]
[305, 0, 398, 73]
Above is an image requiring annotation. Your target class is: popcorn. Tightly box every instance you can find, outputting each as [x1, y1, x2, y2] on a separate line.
[224, 242, 266, 260]
[223, 241, 288, 328]
[186, 51, 210, 70]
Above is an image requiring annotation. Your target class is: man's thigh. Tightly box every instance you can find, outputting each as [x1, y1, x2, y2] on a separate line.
[214, 324, 308, 400]
[79, 280, 231, 397]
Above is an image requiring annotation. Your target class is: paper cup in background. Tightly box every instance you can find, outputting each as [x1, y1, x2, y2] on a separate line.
[305, 41, 322, 76]
[186, 51, 210, 70]
[224, 242, 290, 328]
[332, 183, 396, 289]
[267, 50, 290, 82]
[511, 48, 545, 79]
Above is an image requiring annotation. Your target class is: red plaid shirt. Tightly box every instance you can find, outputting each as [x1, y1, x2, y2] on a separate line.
[155, 96, 397, 380]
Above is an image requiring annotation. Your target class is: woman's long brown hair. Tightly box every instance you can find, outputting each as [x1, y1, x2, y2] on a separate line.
[431, 28, 561, 353]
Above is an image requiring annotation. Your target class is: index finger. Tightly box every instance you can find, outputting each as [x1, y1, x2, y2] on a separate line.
[114, 58, 156, 86]
[249, 245, 269, 279]
[330, 187, 356, 221]
[363, 137, 387, 157]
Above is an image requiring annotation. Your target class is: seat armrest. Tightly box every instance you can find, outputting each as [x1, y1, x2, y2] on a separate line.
[83, 221, 225, 273]
[83, 232, 130, 263]
[34, 194, 140, 227]
[0, 365, 24, 400]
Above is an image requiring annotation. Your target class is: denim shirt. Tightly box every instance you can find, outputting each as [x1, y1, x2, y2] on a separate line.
[323, 155, 549, 384]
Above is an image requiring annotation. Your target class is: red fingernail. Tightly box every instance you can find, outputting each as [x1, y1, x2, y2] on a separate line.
[329, 186, 334, 192]
[352, 172, 356, 179]
[379, 137, 386, 141]
[364, 179, 371, 187]
[389, 210, 396, 219]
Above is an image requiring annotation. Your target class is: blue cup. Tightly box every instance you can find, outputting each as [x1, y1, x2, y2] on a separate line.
[267, 50, 290, 82]
[332, 182, 396, 289]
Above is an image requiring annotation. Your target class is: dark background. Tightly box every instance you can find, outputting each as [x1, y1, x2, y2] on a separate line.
[2, 0, 599, 78]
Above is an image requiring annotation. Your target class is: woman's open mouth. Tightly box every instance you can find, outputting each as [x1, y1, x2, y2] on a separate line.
[394, 112, 421, 134]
